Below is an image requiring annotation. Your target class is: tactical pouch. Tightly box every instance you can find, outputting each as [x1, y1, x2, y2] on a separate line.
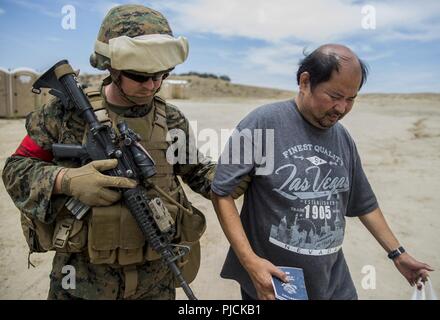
[20, 213, 54, 253]
[118, 205, 145, 265]
[147, 185, 206, 286]
[87, 203, 145, 265]
[179, 204, 206, 245]
[172, 188, 206, 286]
[143, 200, 205, 286]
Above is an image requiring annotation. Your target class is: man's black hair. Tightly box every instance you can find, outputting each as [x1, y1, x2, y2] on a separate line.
[296, 49, 368, 91]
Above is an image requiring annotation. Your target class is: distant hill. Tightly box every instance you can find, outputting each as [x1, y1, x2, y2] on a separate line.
[169, 75, 293, 100]
[79, 73, 293, 100]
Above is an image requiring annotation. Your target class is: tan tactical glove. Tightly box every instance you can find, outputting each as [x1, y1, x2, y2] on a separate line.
[231, 175, 252, 199]
[61, 159, 137, 207]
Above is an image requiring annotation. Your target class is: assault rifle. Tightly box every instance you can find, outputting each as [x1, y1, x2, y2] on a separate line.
[32, 60, 197, 300]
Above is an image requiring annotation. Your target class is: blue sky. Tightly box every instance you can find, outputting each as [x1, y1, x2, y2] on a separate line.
[0, 0, 439, 93]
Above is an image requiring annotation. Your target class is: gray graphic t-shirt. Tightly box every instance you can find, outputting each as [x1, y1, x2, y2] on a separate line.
[212, 100, 378, 300]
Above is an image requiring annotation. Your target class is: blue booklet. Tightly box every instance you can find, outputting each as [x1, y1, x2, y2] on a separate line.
[271, 266, 308, 300]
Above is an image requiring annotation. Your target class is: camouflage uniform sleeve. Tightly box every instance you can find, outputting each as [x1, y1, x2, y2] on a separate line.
[1, 99, 67, 223]
[165, 103, 216, 200]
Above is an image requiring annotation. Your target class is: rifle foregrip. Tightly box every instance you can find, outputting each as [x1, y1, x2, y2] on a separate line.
[123, 187, 172, 250]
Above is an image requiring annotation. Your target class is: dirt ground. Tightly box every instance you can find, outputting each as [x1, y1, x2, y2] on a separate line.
[0, 94, 439, 300]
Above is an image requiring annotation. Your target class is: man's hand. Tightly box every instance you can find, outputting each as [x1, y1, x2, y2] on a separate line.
[244, 256, 288, 300]
[393, 252, 434, 289]
[358, 208, 434, 289]
[58, 159, 137, 206]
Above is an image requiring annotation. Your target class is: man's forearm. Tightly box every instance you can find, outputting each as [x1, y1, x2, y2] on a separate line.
[358, 207, 401, 253]
[211, 193, 257, 268]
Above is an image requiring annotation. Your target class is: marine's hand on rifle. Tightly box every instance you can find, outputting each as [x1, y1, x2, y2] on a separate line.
[59, 159, 137, 206]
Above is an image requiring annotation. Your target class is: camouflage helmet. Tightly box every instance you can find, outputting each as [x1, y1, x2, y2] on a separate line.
[90, 4, 174, 70]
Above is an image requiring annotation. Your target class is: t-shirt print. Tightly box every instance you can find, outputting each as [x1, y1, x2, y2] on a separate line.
[269, 143, 348, 256]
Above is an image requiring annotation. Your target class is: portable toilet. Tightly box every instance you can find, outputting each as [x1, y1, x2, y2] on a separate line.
[164, 79, 189, 99]
[10, 68, 39, 117]
[38, 88, 54, 107]
[0, 67, 13, 118]
[158, 80, 173, 99]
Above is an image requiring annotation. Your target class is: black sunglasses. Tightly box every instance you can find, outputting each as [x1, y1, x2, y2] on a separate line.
[121, 71, 167, 83]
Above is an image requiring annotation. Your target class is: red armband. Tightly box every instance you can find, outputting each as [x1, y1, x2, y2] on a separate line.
[13, 135, 54, 162]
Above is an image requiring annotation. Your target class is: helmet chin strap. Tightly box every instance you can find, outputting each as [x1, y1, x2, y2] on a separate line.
[110, 70, 155, 106]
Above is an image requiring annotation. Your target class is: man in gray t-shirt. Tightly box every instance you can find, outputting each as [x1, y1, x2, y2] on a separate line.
[211, 44, 433, 300]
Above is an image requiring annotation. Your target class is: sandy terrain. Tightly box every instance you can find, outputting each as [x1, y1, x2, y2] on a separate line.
[0, 94, 439, 300]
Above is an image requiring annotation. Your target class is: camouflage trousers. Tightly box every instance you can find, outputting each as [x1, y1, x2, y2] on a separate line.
[47, 252, 175, 300]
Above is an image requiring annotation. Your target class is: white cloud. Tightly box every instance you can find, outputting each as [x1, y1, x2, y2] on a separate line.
[244, 43, 304, 76]
[45, 36, 62, 42]
[161, 0, 440, 43]
[84, 0, 172, 17]
[361, 51, 394, 62]
[93, 2, 122, 17]
[366, 69, 440, 93]
[374, 25, 440, 42]
[369, 1, 440, 42]
[156, 0, 439, 79]
[241, 42, 393, 79]
[168, 0, 360, 43]
[357, 44, 374, 53]
[10, 0, 125, 18]
[10, 0, 59, 17]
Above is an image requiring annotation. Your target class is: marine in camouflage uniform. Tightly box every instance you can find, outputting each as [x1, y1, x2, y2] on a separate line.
[2, 5, 217, 300]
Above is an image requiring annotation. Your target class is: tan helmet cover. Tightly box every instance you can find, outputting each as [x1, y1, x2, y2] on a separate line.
[94, 34, 189, 73]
